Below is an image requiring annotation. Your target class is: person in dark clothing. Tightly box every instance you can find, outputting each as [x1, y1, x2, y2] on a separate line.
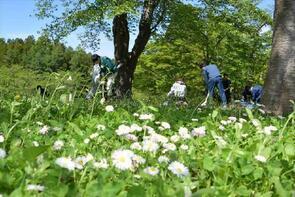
[199, 61, 227, 107]
[222, 73, 231, 104]
[36, 85, 49, 97]
[242, 85, 252, 102]
[242, 85, 263, 103]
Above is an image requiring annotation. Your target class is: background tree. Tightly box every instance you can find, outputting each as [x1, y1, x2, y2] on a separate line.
[262, 0, 295, 115]
[35, 0, 174, 97]
[135, 1, 272, 100]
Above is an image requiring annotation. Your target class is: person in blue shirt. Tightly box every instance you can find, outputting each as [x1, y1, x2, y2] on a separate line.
[250, 85, 263, 103]
[242, 84, 263, 103]
[199, 61, 227, 106]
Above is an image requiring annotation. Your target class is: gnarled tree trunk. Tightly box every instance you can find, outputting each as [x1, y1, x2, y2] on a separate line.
[262, 0, 295, 115]
[112, 0, 162, 98]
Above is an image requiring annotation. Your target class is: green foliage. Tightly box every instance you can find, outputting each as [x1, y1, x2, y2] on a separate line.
[135, 1, 272, 99]
[0, 35, 92, 73]
[0, 70, 294, 196]
[35, 0, 174, 50]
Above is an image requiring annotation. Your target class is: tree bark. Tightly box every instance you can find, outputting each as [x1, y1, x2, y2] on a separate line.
[112, 0, 161, 98]
[112, 13, 132, 97]
[262, 0, 295, 115]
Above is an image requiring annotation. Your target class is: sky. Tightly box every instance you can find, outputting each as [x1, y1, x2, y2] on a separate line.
[0, 0, 274, 58]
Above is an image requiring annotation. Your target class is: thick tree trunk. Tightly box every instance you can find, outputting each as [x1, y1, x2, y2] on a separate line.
[112, 13, 132, 98]
[262, 0, 295, 115]
[112, 0, 161, 98]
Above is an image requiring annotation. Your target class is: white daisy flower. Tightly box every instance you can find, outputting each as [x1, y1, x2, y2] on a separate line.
[115, 124, 132, 136]
[255, 155, 267, 163]
[191, 126, 206, 137]
[89, 132, 99, 139]
[180, 144, 189, 150]
[100, 98, 105, 105]
[143, 126, 155, 134]
[214, 136, 227, 147]
[168, 161, 189, 177]
[74, 154, 94, 170]
[105, 105, 114, 112]
[84, 138, 90, 144]
[158, 156, 169, 164]
[228, 117, 237, 122]
[125, 134, 138, 142]
[53, 140, 64, 150]
[0, 148, 6, 159]
[27, 184, 45, 192]
[144, 167, 159, 176]
[130, 124, 142, 132]
[111, 149, 134, 171]
[220, 120, 228, 125]
[133, 113, 139, 117]
[158, 126, 165, 131]
[252, 119, 261, 127]
[163, 143, 177, 151]
[178, 127, 191, 139]
[93, 158, 109, 169]
[142, 140, 159, 153]
[139, 114, 154, 121]
[241, 133, 249, 138]
[134, 175, 141, 179]
[132, 154, 146, 165]
[170, 135, 180, 143]
[55, 157, 76, 171]
[161, 122, 171, 129]
[0, 135, 4, 143]
[239, 118, 247, 123]
[39, 125, 49, 135]
[130, 142, 142, 150]
[263, 126, 278, 135]
[96, 124, 106, 131]
[219, 125, 225, 131]
[149, 133, 169, 144]
[32, 141, 39, 147]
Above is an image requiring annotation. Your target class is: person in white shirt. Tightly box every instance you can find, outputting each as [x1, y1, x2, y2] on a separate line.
[86, 54, 104, 99]
[167, 79, 187, 105]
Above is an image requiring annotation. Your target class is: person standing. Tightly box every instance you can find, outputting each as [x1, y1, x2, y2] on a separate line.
[222, 73, 231, 104]
[199, 61, 227, 107]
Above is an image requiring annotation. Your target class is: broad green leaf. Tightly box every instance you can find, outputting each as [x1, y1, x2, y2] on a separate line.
[253, 167, 264, 180]
[236, 186, 251, 196]
[212, 110, 218, 120]
[203, 156, 215, 171]
[127, 185, 146, 197]
[245, 108, 253, 120]
[23, 145, 49, 162]
[284, 143, 295, 156]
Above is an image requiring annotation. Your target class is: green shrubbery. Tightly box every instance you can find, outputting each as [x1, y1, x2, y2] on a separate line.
[0, 72, 294, 196]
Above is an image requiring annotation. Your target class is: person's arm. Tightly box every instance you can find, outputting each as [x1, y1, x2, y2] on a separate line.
[168, 84, 176, 97]
[202, 69, 208, 85]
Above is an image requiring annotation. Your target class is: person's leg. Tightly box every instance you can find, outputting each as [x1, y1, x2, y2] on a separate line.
[225, 91, 231, 104]
[86, 82, 99, 99]
[217, 77, 227, 105]
[106, 73, 117, 97]
[207, 79, 215, 105]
